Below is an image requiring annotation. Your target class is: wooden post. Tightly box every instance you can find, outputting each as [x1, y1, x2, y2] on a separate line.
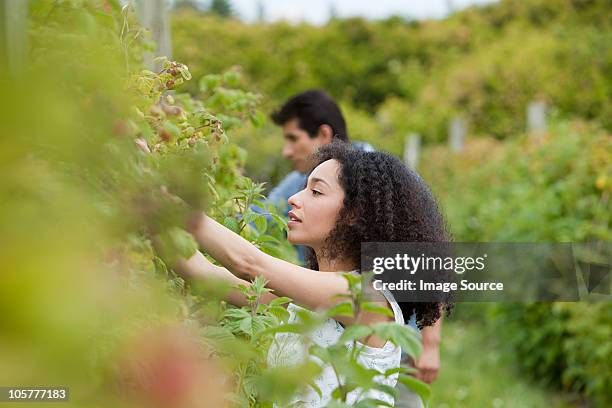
[448, 116, 466, 152]
[403, 133, 421, 170]
[136, 0, 172, 71]
[0, 0, 28, 77]
[527, 100, 547, 136]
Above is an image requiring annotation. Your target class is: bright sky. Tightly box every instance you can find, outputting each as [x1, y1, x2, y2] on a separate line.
[230, 0, 499, 24]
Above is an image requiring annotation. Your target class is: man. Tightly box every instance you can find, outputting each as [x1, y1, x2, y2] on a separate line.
[264, 89, 373, 218]
[255, 89, 442, 395]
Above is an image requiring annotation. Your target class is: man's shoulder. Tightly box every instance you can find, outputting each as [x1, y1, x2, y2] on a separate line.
[267, 170, 307, 205]
[352, 141, 376, 152]
[280, 170, 308, 184]
[275, 171, 307, 192]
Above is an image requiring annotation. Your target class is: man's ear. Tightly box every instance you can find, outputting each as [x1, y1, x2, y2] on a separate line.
[317, 124, 334, 145]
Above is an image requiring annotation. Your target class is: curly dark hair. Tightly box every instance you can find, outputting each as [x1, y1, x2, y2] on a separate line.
[305, 142, 452, 329]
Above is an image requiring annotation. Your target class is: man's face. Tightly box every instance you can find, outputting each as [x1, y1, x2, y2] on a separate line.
[281, 118, 325, 173]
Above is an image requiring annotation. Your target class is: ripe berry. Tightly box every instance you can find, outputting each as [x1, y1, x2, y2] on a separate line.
[161, 104, 182, 116]
[149, 105, 163, 117]
[112, 120, 128, 137]
[159, 129, 172, 142]
[165, 80, 175, 89]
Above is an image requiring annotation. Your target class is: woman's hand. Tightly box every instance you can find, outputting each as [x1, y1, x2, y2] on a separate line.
[414, 343, 440, 384]
[413, 315, 442, 384]
[186, 213, 260, 280]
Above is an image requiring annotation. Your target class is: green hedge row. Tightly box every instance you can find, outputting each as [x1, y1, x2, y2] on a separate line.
[420, 120, 611, 405]
[172, 0, 612, 145]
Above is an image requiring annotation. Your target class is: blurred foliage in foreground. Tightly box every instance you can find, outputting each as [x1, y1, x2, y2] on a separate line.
[420, 120, 611, 406]
[0, 1, 425, 407]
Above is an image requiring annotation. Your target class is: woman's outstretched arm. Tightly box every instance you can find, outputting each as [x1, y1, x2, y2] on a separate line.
[175, 250, 279, 308]
[188, 213, 392, 330]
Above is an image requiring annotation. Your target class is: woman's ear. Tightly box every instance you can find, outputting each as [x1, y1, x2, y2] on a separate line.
[317, 124, 334, 145]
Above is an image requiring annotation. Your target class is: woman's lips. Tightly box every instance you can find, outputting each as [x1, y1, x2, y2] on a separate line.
[288, 211, 302, 227]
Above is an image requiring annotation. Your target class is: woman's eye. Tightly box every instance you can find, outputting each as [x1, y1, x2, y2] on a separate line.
[311, 189, 322, 196]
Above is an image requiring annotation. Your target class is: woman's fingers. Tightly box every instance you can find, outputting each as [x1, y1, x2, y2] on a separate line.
[416, 368, 437, 384]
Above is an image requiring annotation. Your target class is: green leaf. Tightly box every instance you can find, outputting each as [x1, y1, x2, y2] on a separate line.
[158, 227, 198, 261]
[343, 357, 378, 386]
[384, 366, 418, 377]
[270, 213, 288, 230]
[372, 382, 398, 399]
[250, 111, 266, 127]
[223, 70, 240, 85]
[397, 375, 431, 403]
[354, 398, 394, 408]
[268, 305, 290, 322]
[250, 316, 267, 334]
[331, 386, 344, 400]
[308, 344, 331, 362]
[251, 275, 269, 294]
[242, 211, 257, 225]
[341, 272, 362, 287]
[163, 121, 182, 139]
[159, 58, 171, 69]
[338, 324, 374, 343]
[199, 74, 221, 92]
[254, 214, 267, 233]
[200, 326, 235, 343]
[361, 301, 395, 317]
[257, 235, 281, 244]
[373, 323, 422, 359]
[239, 316, 253, 335]
[178, 64, 192, 80]
[223, 216, 240, 232]
[256, 323, 305, 338]
[268, 296, 292, 307]
[307, 379, 323, 398]
[223, 308, 250, 320]
[324, 301, 355, 319]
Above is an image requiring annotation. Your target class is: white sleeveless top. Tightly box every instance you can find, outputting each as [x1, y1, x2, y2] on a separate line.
[266, 275, 404, 407]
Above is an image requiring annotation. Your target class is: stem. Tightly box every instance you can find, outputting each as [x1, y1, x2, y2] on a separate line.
[330, 362, 347, 402]
[251, 294, 260, 318]
[235, 362, 248, 401]
[120, 4, 131, 73]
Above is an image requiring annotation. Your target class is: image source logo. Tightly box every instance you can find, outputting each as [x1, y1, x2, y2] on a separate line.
[361, 242, 611, 302]
[579, 259, 611, 295]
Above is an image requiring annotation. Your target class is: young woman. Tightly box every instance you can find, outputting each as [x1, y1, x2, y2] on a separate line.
[179, 142, 449, 407]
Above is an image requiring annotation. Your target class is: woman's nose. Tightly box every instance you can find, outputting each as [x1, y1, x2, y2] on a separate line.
[288, 191, 302, 208]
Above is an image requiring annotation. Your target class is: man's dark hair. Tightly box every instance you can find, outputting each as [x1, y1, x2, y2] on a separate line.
[271, 89, 349, 142]
[305, 142, 453, 329]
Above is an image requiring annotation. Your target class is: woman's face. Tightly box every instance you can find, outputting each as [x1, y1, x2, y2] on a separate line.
[286, 159, 345, 249]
